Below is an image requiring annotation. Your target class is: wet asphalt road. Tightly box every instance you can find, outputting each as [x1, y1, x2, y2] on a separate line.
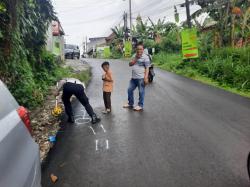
[42, 58, 250, 187]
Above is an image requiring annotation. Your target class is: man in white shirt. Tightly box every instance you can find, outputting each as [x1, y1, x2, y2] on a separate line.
[123, 43, 150, 111]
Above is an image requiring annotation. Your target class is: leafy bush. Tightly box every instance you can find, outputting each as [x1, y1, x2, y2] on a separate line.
[153, 52, 182, 70]
[143, 39, 155, 49]
[41, 50, 58, 72]
[0, 0, 59, 108]
[8, 57, 41, 108]
[211, 47, 250, 66]
[198, 31, 214, 59]
[153, 47, 250, 91]
[159, 37, 181, 53]
[110, 48, 123, 59]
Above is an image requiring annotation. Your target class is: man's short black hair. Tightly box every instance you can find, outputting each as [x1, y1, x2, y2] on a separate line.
[136, 41, 144, 48]
[102, 61, 110, 68]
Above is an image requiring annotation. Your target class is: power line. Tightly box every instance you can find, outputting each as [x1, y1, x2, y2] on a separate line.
[132, 0, 186, 17]
[63, 12, 123, 26]
[57, 0, 115, 14]
[103, 16, 124, 36]
[140, 8, 187, 22]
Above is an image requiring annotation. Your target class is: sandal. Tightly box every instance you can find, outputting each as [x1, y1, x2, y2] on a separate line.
[123, 103, 133, 108]
[133, 106, 143, 111]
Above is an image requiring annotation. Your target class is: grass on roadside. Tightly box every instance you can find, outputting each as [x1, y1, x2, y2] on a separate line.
[153, 52, 250, 98]
[55, 66, 91, 85]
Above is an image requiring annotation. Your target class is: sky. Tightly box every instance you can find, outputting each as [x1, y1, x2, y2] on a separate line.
[52, 0, 202, 47]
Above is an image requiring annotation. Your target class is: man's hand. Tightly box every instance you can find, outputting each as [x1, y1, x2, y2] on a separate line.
[129, 59, 137, 66]
[144, 77, 149, 85]
[144, 67, 149, 85]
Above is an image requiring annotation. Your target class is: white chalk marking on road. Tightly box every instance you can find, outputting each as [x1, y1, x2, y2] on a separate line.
[95, 139, 98, 151]
[100, 124, 106, 133]
[75, 117, 91, 125]
[74, 115, 84, 119]
[83, 110, 86, 118]
[106, 139, 109, 150]
[89, 126, 96, 135]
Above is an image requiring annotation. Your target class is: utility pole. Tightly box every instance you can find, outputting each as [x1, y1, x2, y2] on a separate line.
[123, 0, 133, 41]
[123, 12, 128, 41]
[85, 36, 88, 53]
[185, 0, 192, 28]
[83, 40, 85, 53]
[129, 0, 132, 41]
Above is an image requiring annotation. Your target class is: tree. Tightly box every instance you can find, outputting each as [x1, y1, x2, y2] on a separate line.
[192, 0, 250, 47]
[111, 25, 124, 41]
[110, 25, 124, 55]
[0, 0, 57, 107]
[148, 17, 166, 40]
[133, 14, 150, 41]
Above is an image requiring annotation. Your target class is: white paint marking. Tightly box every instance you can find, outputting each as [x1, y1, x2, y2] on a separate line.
[75, 118, 91, 125]
[95, 140, 98, 151]
[74, 115, 84, 119]
[106, 139, 109, 150]
[100, 124, 106, 133]
[89, 126, 96, 135]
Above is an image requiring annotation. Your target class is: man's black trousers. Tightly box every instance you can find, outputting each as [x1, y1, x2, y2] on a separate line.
[62, 82, 94, 118]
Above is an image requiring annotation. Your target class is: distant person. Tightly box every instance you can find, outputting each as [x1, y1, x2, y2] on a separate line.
[101, 61, 114, 114]
[123, 43, 150, 111]
[56, 78, 101, 124]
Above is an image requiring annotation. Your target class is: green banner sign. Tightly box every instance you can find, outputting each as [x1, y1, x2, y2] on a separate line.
[124, 41, 132, 57]
[53, 36, 61, 56]
[181, 28, 199, 59]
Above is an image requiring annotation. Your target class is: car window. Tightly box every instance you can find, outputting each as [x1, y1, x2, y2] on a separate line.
[0, 81, 19, 120]
[64, 44, 79, 50]
[65, 44, 75, 49]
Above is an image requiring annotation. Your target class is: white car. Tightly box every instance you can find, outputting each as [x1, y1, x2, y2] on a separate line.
[0, 80, 41, 187]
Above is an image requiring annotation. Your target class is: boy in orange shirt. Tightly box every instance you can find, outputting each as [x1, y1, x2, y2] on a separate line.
[102, 61, 113, 114]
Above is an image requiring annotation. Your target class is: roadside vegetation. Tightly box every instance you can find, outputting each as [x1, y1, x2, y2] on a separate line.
[0, 0, 87, 108]
[62, 66, 91, 85]
[111, 0, 250, 97]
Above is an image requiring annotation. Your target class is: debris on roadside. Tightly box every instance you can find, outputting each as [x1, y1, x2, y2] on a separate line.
[50, 174, 58, 183]
[30, 86, 62, 162]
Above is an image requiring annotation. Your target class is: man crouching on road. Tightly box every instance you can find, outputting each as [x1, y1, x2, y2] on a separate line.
[123, 42, 150, 111]
[56, 78, 101, 124]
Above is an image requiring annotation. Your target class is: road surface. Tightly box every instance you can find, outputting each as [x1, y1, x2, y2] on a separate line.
[42, 59, 250, 187]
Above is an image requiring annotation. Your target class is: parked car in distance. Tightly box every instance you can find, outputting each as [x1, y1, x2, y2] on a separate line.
[0, 80, 41, 187]
[64, 44, 80, 59]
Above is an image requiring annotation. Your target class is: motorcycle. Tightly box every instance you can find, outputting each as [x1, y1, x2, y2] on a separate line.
[148, 64, 155, 83]
[144, 48, 155, 83]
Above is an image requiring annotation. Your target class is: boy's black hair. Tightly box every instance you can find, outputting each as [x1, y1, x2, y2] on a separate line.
[102, 61, 110, 68]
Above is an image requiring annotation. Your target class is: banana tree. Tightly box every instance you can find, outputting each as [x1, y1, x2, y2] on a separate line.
[192, 0, 249, 47]
[133, 15, 150, 41]
[148, 17, 166, 40]
[111, 25, 124, 41]
[111, 25, 124, 52]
